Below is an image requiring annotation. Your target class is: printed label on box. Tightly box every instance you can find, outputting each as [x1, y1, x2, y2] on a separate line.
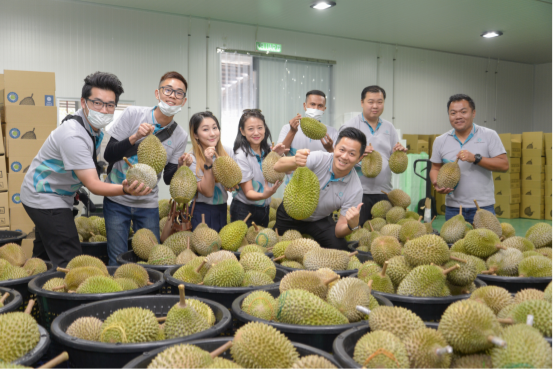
[10, 162, 23, 172]
[45, 95, 54, 106]
[11, 193, 21, 204]
[7, 92, 18, 103]
[9, 128, 20, 139]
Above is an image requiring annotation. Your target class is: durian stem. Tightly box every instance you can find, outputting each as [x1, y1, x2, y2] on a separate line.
[37, 351, 69, 369]
[368, 221, 375, 232]
[480, 267, 497, 275]
[430, 215, 436, 224]
[57, 267, 70, 273]
[90, 232, 96, 237]
[348, 251, 359, 257]
[24, 299, 35, 314]
[273, 255, 286, 262]
[454, 157, 460, 164]
[26, 267, 36, 276]
[324, 275, 340, 286]
[147, 281, 153, 285]
[496, 244, 507, 250]
[195, 260, 207, 273]
[381, 191, 389, 196]
[497, 318, 514, 324]
[435, 346, 453, 356]
[459, 206, 463, 215]
[449, 256, 467, 263]
[156, 317, 167, 322]
[123, 157, 134, 168]
[0, 292, 9, 305]
[442, 264, 460, 275]
[367, 280, 373, 295]
[210, 340, 233, 358]
[52, 285, 65, 291]
[473, 200, 481, 210]
[380, 261, 389, 277]
[271, 141, 275, 149]
[252, 222, 259, 232]
[198, 282, 204, 285]
[417, 216, 423, 222]
[178, 284, 186, 308]
[243, 213, 252, 223]
[487, 335, 507, 347]
[202, 214, 206, 224]
[500, 236, 505, 241]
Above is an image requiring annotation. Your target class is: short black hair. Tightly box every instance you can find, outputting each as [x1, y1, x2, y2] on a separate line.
[361, 85, 386, 101]
[82, 72, 124, 105]
[306, 90, 326, 101]
[336, 127, 366, 157]
[447, 94, 475, 111]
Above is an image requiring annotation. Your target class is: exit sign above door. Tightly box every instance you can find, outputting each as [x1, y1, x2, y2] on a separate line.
[256, 42, 282, 53]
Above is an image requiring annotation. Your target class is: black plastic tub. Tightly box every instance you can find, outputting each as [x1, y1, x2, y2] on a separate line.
[0, 230, 27, 247]
[231, 287, 393, 353]
[0, 286, 23, 314]
[0, 261, 54, 319]
[275, 253, 372, 277]
[123, 336, 342, 368]
[347, 240, 372, 258]
[11, 324, 50, 367]
[476, 274, 552, 293]
[82, 237, 132, 265]
[28, 266, 164, 331]
[50, 295, 232, 368]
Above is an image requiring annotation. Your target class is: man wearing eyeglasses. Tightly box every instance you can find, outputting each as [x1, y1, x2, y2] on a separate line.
[103, 71, 189, 266]
[20, 72, 152, 268]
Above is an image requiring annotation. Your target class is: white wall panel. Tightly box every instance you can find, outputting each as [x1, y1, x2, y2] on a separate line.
[533, 63, 552, 133]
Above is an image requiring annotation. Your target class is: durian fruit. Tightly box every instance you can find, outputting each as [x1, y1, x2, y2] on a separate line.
[75, 217, 92, 241]
[42, 277, 66, 292]
[268, 220, 276, 228]
[205, 250, 237, 270]
[89, 233, 107, 242]
[165, 285, 210, 339]
[370, 236, 402, 266]
[0, 262, 29, 281]
[440, 207, 466, 244]
[525, 222, 552, 248]
[283, 167, 320, 220]
[158, 199, 171, 219]
[327, 277, 379, 322]
[398, 218, 426, 243]
[490, 324, 552, 369]
[212, 357, 242, 369]
[368, 305, 425, 341]
[148, 344, 213, 369]
[438, 299, 504, 354]
[255, 228, 278, 248]
[300, 117, 327, 140]
[76, 276, 124, 294]
[66, 255, 108, 274]
[137, 135, 167, 175]
[147, 245, 176, 265]
[192, 215, 222, 256]
[242, 270, 273, 286]
[271, 240, 291, 259]
[485, 248, 523, 276]
[450, 354, 493, 368]
[270, 197, 282, 210]
[66, 317, 103, 341]
[403, 328, 452, 368]
[164, 231, 194, 257]
[0, 302, 40, 362]
[245, 222, 260, 244]
[0, 243, 26, 266]
[56, 266, 107, 291]
[173, 259, 206, 284]
[436, 157, 460, 189]
[361, 144, 382, 178]
[465, 254, 488, 274]
[379, 224, 401, 240]
[203, 259, 245, 287]
[22, 258, 47, 276]
[518, 255, 552, 277]
[281, 261, 304, 269]
[501, 299, 552, 337]
[220, 214, 251, 252]
[100, 307, 158, 343]
[170, 166, 198, 205]
[347, 255, 362, 270]
[386, 255, 412, 287]
[238, 244, 267, 255]
[397, 264, 459, 297]
[241, 290, 277, 321]
[545, 281, 552, 303]
[284, 238, 320, 263]
[470, 286, 513, 315]
[124, 159, 158, 190]
[385, 206, 405, 224]
[365, 261, 395, 294]
[115, 278, 139, 291]
[303, 249, 356, 271]
[281, 230, 302, 241]
[388, 148, 408, 174]
[262, 142, 285, 184]
[403, 234, 450, 266]
[502, 236, 536, 252]
[269, 208, 277, 222]
[537, 247, 553, 258]
[500, 223, 516, 239]
[175, 239, 198, 265]
[404, 210, 420, 220]
[446, 281, 477, 296]
[213, 154, 242, 188]
[382, 189, 411, 209]
[349, 228, 370, 243]
[424, 216, 436, 234]
[231, 322, 299, 368]
[450, 239, 466, 253]
[464, 228, 504, 259]
[353, 330, 409, 368]
[444, 253, 478, 286]
[366, 217, 386, 231]
[357, 261, 382, 282]
[370, 200, 393, 219]
[239, 252, 276, 279]
[292, 355, 337, 369]
[159, 216, 168, 232]
[523, 250, 543, 258]
[279, 270, 336, 299]
[114, 263, 150, 287]
[186, 299, 216, 327]
[473, 200, 502, 237]
[275, 289, 349, 325]
[132, 228, 158, 260]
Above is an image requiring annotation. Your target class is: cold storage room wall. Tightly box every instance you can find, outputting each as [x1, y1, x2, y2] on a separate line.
[533, 63, 552, 133]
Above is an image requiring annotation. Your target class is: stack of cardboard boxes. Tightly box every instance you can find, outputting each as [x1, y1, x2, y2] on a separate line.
[545, 133, 552, 220]
[520, 132, 545, 220]
[493, 134, 521, 219]
[0, 70, 56, 235]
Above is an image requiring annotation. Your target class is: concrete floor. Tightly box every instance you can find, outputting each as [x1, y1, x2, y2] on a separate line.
[431, 215, 552, 237]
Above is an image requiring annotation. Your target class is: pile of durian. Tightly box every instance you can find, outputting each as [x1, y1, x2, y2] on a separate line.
[146, 321, 337, 369]
[0, 243, 48, 281]
[41, 255, 151, 294]
[241, 271, 380, 326]
[63, 285, 215, 343]
[75, 216, 133, 243]
[0, 300, 41, 363]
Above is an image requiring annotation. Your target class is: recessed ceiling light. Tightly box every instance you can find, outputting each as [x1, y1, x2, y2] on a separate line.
[481, 31, 503, 38]
[310, 1, 336, 10]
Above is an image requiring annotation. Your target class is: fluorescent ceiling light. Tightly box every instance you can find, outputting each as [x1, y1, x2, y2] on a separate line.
[310, 1, 336, 10]
[481, 31, 503, 38]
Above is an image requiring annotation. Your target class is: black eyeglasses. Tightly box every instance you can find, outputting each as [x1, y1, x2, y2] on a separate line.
[160, 86, 186, 100]
[86, 99, 116, 112]
[243, 109, 262, 113]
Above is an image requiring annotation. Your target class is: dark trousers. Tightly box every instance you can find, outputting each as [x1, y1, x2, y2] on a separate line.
[23, 204, 82, 268]
[230, 199, 269, 227]
[191, 202, 228, 232]
[359, 193, 389, 226]
[274, 203, 348, 251]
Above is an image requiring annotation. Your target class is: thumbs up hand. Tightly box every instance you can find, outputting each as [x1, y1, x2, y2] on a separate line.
[345, 203, 363, 230]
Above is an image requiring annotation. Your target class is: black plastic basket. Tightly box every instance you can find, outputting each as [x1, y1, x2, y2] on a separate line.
[231, 287, 393, 352]
[275, 253, 372, 277]
[28, 266, 164, 331]
[50, 295, 232, 368]
[347, 240, 372, 258]
[0, 230, 27, 247]
[123, 336, 342, 368]
[0, 286, 23, 314]
[0, 261, 54, 319]
[10, 324, 50, 367]
[81, 237, 132, 265]
[476, 274, 552, 293]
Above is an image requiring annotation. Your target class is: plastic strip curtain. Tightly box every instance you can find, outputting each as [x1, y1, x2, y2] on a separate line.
[392, 152, 430, 212]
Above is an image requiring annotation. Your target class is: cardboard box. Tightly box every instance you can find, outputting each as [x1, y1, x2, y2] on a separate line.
[8, 172, 26, 209]
[0, 157, 8, 192]
[545, 133, 552, 165]
[428, 134, 440, 158]
[435, 192, 446, 215]
[403, 134, 429, 154]
[2, 106, 57, 126]
[520, 195, 545, 219]
[1, 70, 55, 106]
[547, 164, 552, 181]
[494, 186, 520, 204]
[521, 188, 545, 197]
[0, 192, 9, 226]
[0, 227, 9, 231]
[493, 172, 520, 191]
[21, 238, 34, 259]
[499, 133, 522, 158]
[521, 149, 545, 165]
[7, 156, 34, 174]
[5, 123, 53, 157]
[521, 168, 545, 182]
[546, 194, 552, 220]
[9, 206, 33, 234]
[494, 196, 520, 219]
[522, 132, 545, 155]
[507, 157, 520, 173]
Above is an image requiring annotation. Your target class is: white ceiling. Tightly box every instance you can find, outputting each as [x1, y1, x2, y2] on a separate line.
[74, 0, 551, 64]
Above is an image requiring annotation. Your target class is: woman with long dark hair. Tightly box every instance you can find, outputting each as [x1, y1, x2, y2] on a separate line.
[231, 109, 286, 227]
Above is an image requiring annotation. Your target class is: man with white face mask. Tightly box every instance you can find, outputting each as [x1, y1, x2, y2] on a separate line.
[20, 72, 152, 268]
[102, 71, 189, 265]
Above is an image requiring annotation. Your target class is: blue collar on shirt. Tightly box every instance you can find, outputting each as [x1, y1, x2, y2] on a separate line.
[322, 162, 352, 189]
[361, 115, 382, 135]
[449, 124, 478, 148]
[152, 107, 167, 134]
[250, 148, 265, 171]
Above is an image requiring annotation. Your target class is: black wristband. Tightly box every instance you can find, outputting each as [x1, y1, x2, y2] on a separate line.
[204, 164, 213, 170]
[122, 185, 130, 195]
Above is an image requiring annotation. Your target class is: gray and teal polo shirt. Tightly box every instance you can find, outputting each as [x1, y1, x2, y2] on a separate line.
[189, 145, 235, 205]
[233, 147, 273, 207]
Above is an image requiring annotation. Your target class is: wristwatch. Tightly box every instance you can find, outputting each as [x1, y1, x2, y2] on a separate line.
[122, 186, 130, 195]
[473, 154, 482, 165]
[347, 223, 359, 231]
[204, 164, 213, 170]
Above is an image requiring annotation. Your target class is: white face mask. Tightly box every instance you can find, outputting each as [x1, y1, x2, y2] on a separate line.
[157, 93, 183, 117]
[305, 108, 324, 120]
[84, 105, 113, 129]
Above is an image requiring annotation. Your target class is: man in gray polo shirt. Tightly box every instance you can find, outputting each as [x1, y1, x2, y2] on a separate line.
[430, 94, 508, 223]
[340, 85, 406, 227]
[273, 127, 364, 250]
